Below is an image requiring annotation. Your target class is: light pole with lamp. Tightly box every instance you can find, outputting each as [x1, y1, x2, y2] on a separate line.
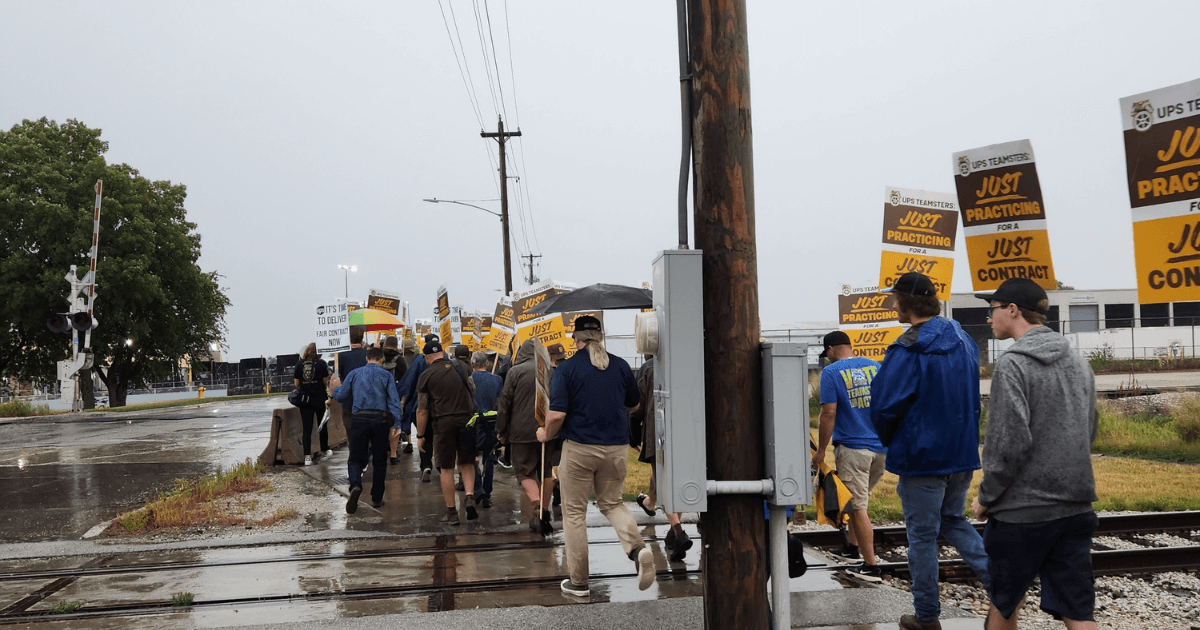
[423, 198, 512, 294]
[338, 264, 357, 299]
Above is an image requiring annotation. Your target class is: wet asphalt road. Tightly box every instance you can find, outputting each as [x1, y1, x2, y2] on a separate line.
[0, 397, 277, 543]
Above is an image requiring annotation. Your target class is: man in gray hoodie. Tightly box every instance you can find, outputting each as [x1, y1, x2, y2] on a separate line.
[971, 278, 1099, 630]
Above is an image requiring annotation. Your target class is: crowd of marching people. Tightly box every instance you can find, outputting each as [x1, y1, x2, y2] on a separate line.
[294, 272, 1101, 626]
[298, 315, 663, 595]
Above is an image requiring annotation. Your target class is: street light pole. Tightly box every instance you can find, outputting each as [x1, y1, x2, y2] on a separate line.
[422, 198, 511, 293]
[337, 264, 357, 299]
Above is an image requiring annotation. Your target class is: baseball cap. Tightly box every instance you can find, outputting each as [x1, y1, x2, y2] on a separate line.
[572, 315, 602, 333]
[423, 340, 443, 355]
[423, 333, 440, 344]
[820, 330, 851, 358]
[975, 278, 1049, 314]
[882, 272, 937, 296]
[547, 343, 566, 359]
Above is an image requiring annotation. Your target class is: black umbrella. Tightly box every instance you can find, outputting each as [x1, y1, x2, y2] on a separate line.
[526, 283, 653, 314]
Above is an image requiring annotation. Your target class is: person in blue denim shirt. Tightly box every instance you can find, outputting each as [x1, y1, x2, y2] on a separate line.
[332, 346, 403, 515]
[870, 272, 991, 630]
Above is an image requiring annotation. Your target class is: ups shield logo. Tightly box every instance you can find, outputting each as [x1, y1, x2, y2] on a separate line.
[1131, 100, 1153, 132]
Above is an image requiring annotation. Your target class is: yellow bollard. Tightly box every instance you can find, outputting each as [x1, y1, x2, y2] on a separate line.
[198, 386, 205, 399]
[263, 382, 272, 394]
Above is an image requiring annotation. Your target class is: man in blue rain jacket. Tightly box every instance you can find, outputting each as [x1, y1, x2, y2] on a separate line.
[870, 272, 991, 630]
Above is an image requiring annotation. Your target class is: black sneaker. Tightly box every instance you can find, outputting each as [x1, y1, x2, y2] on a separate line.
[440, 508, 460, 526]
[346, 486, 362, 514]
[664, 527, 678, 549]
[833, 543, 860, 561]
[372, 498, 385, 508]
[477, 494, 492, 508]
[898, 613, 942, 630]
[669, 529, 693, 562]
[389, 456, 400, 465]
[421, 468, 432, 483]
[560, 578, 589, 597]
[403, 442, 413, 454]
[530, 513, 543, 534]
[465, 494, 478, 520]
[539, 508, 553, 536]
[844, 562, 883, 583]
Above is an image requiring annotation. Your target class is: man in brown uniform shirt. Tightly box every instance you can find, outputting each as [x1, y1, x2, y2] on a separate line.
[415, 339, 479, 525]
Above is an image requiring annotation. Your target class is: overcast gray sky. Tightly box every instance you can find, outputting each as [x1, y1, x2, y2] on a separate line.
[4, 1, 1197, 360]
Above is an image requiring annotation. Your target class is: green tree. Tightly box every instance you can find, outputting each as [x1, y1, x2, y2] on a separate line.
[0, 118, 229, 406]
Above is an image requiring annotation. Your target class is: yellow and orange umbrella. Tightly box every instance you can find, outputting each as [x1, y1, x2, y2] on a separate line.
[348, 308, 404, 332]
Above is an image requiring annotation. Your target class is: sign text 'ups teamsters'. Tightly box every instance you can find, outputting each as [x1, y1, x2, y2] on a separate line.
[1121, 78, 1200, 303]
[952, 139, 1056, 291]
[878, 187, 959, 301]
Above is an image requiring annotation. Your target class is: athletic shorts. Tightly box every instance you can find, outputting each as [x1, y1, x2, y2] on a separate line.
[984, 511, 1098, 621]
[432, 414, 476, 471]
[511, 440, 561, 483]
[834, 445, 887, 511]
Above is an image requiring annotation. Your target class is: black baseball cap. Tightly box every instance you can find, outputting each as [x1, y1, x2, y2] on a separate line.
[882, 272, 937, 296]
[423, 333, 440, 343]
[423, 340, 443, 355]
[820, 330, 851, 358]
[572, 315, 602, 333]
[975, 278, 1049, 314]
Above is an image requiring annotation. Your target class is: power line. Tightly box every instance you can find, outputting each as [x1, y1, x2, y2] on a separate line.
[469, 0, 501, 118]
[502, 0, 521, 128]
[438, 0, 486, 129]
[483, 0, 508, 122]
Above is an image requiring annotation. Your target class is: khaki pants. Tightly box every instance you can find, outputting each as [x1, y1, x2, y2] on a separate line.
[559, 440, 643, 585]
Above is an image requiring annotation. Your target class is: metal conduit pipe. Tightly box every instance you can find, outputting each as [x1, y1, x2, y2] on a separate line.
[675, 0, 692, 250]
[706, 479, 775, 495]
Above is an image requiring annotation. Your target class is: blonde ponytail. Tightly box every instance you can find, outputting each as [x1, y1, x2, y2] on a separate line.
[575, 330, 609, 370]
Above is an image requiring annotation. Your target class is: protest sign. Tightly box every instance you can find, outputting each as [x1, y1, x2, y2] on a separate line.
[1120, 78, 1200, 303]
[952, 139, 1056, 291]
[878, 187, 959, 300]
[314, 301, 351, 354]
[837, 284, 902, 361]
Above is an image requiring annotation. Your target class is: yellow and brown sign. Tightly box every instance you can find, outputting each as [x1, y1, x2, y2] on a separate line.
[952, 139, 1056, 291]
[366, 289, 401, 315]
[878, 187, 958, 300]
[435, 286, 450, 321]
[1121, 78, 1200, 303]
[511, 280, 575, 326]
[484, 299, 515, 355]
[837, 284, 902, 361]
[515, 310, 603, 359]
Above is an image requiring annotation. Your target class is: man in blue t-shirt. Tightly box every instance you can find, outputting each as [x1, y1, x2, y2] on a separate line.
[816, 330, 886, 581]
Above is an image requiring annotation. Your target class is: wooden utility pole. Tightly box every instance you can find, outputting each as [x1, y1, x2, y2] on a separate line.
[482, 118, 522, 295]
[688, 1, 768, 627]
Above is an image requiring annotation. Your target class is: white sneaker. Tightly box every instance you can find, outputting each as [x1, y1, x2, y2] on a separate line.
[636, 546, 655, 590]
[303, 456, 312, 466]
[323, 450, 333, 458]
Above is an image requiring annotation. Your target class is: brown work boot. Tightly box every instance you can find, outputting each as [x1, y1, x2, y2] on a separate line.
[898, 613, 941, 630]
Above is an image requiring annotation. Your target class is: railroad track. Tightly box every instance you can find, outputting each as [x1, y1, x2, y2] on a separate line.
[0, 536, 701, 625]
[799, 510, 1200, 583]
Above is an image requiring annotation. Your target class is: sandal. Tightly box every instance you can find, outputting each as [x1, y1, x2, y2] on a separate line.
[636, 493, 656, 517]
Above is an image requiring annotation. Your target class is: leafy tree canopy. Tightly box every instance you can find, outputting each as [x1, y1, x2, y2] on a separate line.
[0, 118, 229, 405]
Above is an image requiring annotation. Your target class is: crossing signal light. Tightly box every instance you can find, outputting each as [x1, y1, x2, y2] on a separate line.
[70, 312, 98, 332]
[47, 314, 73, 335]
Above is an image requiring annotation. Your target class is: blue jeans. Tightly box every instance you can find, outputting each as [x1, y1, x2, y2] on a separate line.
[896, 472, 991, 621]
[474, 447, 495, 498]
[347, 412, 391, 504]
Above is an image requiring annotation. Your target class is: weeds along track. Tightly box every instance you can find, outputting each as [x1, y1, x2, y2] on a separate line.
[802, 510, 1200, 583]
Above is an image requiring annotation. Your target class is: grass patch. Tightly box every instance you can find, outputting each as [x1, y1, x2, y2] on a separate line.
[623, 449, 652, 502]
[1093, 403, 1200, 463]
[109, 458, 266, 533]
[88, 392, 287, 413]
[0, 399, 56, 417]
[171, 592, 194, 606]
[257, 508, 297, 527]
[49, 600, 84, 614]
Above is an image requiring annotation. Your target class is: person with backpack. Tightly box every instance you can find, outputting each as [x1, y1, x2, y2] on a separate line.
[292, 342, 330, 466]
[381, 336, 409, 465]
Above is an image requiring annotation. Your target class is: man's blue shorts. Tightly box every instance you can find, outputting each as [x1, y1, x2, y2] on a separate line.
[983, 511, 1098, 621]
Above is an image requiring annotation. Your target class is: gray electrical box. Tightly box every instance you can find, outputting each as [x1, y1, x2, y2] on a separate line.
[652, 249, 707, 514]
[761, 342, 813, 507]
